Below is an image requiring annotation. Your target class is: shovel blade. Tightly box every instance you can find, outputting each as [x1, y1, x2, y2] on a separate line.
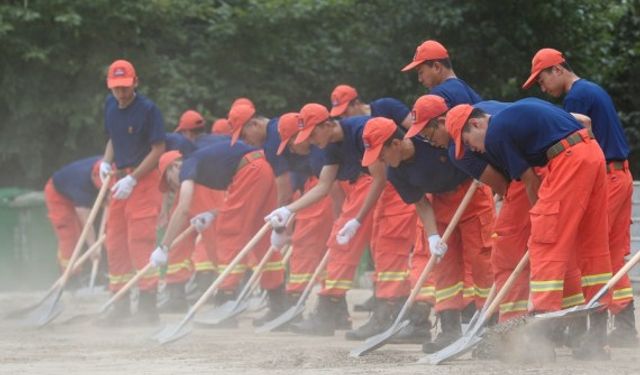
[19, 289, 64, 328]
[256, 305, 304, 334]
[153, 322, 193, 345]
[349, 319, 411, 357]
[532, 302, 602, 321]
[193, 300, 249, 327]
[420, 333, 484, 365]
[247, 291, 267, 312]
[4, 288, 57, 320]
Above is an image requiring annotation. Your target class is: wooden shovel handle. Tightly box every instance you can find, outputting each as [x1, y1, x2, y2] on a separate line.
[481, 251, 530, 321]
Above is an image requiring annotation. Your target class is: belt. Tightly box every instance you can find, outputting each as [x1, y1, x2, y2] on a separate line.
[606, 160, 628, 173]
[237, 151, 264, 172]
[546, 129, 595, 161]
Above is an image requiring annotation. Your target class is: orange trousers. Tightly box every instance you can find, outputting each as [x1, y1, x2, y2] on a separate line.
[606, 163, 634, 314]
[44, 179, 83, 273]
[105, 170, 162, 292]
[286, 177, 334, 293]
[409, 216, 436, 304]
[320, 175, 375, 297]
[214, 156, 283, 292]
[528, 135, 612, 312]
[371, 182, 417, 299]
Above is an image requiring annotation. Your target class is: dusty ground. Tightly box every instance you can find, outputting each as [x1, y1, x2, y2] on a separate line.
[1, 290, 639, 375]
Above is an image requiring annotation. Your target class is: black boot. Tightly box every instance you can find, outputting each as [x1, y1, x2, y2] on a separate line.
[354, 294, 376, 312]
[128, 290, 160, 325]
[336, 295, 352, 330]
[345, 299, 399, 341]
[213, 289, 237, 306]
[253, 285, 288, 327]
[461, 302, 477, 324]
[390, 302, 432, 344]
[94, 293, 131, 327]
[566, 316, 587, 349]
[422, 309, 462, 353]
[187, 271, 216, 304]
[608, 301, 639, 348]
[572, 310, 611, 360]
[158, 282, 189, 314]
[290, 295, 345, 336]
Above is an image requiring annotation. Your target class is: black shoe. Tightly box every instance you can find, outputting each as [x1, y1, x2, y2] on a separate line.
[390, 302, 432, 344]
[461, 302, 476, 324]
[345, 299, 399, 341]
[354, 294, 376, 312]
[128, 291, 159, 326]
[336, 295, 352, 330]
[566, 316, 587, 349]
[158, 282, 189, 314]
[94, 293, 131, 327]
[213, 289, 237, 306]
[253, 285, 288, 327]
[290, 295, 346, 336]
[572, 310, 611, 361]
[422, 309, 462, 354]
[608, 301, 639, 348]
[187, 271, 216, 304]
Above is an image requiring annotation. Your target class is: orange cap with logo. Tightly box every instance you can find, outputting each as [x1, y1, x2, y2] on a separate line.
[522, 48, 566, 89]
[175, 110, 205, 132]
[276, 112, 301, 155]
[295, 103, 330, 144]
[211, 118, 232, 135]
[158, 150, 182, 192]
[405, 95, 449, 139]
[227, 104, 256, 145]
[401, 40, 449, 72]
[107, 59, 136, 88]
[361, 117, 397, 167]
[445, 104, 474, 159]
[330, 85, 358, 117]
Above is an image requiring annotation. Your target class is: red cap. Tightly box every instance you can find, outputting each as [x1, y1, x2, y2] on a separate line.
[296, 103, 330, 144]
[330, 85, 358, 117]
[401, 40, 449, 72]
[361, 117, 397, 167]
[211, 118, 232, 135]
[522, 48, 566, 89]
[90, 159, 103, 189]
[276, 112, 301, 155]
[175, 110, 205, 132]
[107, 59, 136, 88]
[231, 97, 255, 111]
[445, 104, 474, 159]
[228, 104, 256, 145]
[158, 151, 182, 192]
[405, 95, 448, 139]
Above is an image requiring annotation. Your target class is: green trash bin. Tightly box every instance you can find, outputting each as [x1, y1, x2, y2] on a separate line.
[0, 188, 58, 291]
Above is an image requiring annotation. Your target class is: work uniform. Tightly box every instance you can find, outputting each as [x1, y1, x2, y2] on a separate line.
[165, 132, 196, 157]
[104, 93, 164, 293]
[484, 98, 612, 312]
[44, 156, 101, 272]
[370, 97, 411, 128]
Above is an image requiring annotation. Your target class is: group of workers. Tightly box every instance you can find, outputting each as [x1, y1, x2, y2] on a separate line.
[44, 39, 638, 361]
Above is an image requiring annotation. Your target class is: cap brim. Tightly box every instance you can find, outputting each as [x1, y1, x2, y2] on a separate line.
[401, 59, 425, 72]
[107, 77, 134, 89]
[276, 138, 290, 155]
[294, 126, 314, 145]
[404, 121, 427, 139]
[361, 144, 384, 167]
[330, 102, 349, 117]
[522, 69, 541, 89]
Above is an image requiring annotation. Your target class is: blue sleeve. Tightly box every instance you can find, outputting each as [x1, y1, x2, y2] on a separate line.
[148, 104, 166, 144]
[563, 95, 591, 117]
[448, 145, 488, 180]
[387, 168, 423, 204]
[264, 146, 290, 177]
[179, 156, 198, 182]
[371, 98, 410, 126]
[487, 136, 530, 180]
[323, 143, 341, 166]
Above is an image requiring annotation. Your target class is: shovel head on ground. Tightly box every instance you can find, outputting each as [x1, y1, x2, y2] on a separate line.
[193, 299, 249, 327]
[422, 331, 485, 365]
[255, 304, 305, 334]
[247, 290, 267, 312]
[4, 293, 55, 320]
[20, 288, 65, 328]
[349, 319, 411, 357]
[531, 302, 602, 322]
[153, 320, 194, 345]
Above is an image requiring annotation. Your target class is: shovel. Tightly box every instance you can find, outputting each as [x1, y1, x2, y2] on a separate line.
[462, 283, 496, 335]
[256, 248, 330, 333]
[18, 174, 112, 327]
[349, 181, 480, 357]
[153, 222, 271, 345]
[62, 225, 196, 325]
[75, 207, 109, 297]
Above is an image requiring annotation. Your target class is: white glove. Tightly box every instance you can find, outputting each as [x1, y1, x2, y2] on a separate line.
[150, 245, 168, 267]
[270, 230, 289, 251]
[190, 211, 216, 233]
[264, 206, 293, 229]
[428, 234, 448, 257]
[111, 175, 137, 200]
[99, 161, 112, 183]
[336, 218, 361, 245]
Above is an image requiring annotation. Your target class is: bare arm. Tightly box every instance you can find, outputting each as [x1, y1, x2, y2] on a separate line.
[400, 113, 413, 130]
[131, 142, 165, 180]
[415, 197, 438, 236]
[355, 161, 387, 223]
[330, 182, 345, 217]
[275, 173, 294, 206]
[103, 140, 114, 163]
[478, 165, 509, 197]
[286, 165, 338, 213]
[160, 180, 195, 248]
[74, 207, 96, 246]
[520, 168, 541, 205]
[571, 113, 591, 129]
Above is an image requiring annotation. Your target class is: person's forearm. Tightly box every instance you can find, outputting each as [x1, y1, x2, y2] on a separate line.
[103, 140, 114, 163]
[415, 198, 438, 236]
[275, 174, 294, 206]
[355, 177, 385, 223]
[521, 168, 540, 205]
[132, 142, 165, 180]
[287, 182, 330, 212]
[75, 207, 96, 246]
[161, 203, 189, 249]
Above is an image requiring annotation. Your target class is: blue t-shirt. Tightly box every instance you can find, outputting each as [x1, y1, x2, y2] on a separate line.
[449, 101, 511, 179]
[430, 78, 482, 107]
[370, 98, 410, 128]
[194, 134, 229, 150]
[263, 117, 292, 177]
[485, 98, 583, 180]
[563, 79, 629, 161]
[322, 116, 370, 182]
[165, 132, 196, 157]
[52, 156, 101, 208]
[388, 138, 469, 204]
[104, 94, 165, 169]
[179, 140, 259, 190]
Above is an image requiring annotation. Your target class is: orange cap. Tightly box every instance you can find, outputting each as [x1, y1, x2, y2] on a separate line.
[445, 104, 474, 159]
[107, 59, 136, 88]
[90, 159, 103, 189]
[401, 40, 449, 72]
[522, 48, 565, 89]
[405, 95, 448, 139]
[228, 104, 256, 145]
[211, 118, 232, 135]
[361, 117, 397, 167]
[276, 113, 301, 155]
[158, 150, 182, 192]
[231, 97, 255, 111]
[296, 103, 330, 144]
[330, 85, 358, 117]
[175, 110, 205, 132]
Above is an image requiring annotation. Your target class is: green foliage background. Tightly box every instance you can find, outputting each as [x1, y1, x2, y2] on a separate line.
[1, 0, 639, 187]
